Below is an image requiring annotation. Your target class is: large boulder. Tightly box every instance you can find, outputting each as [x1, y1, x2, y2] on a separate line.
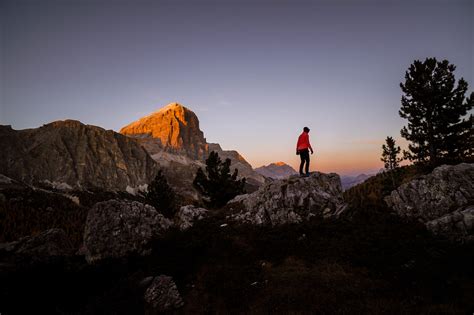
[174, 205, 209, 231]
[227, 172, 347, 226]
[0, 228, 73, 257]
[425, 205, 474, 242]
[144, 275, 184, 313]
[83, 200, 172, 263]
[385, 163, 474, 241]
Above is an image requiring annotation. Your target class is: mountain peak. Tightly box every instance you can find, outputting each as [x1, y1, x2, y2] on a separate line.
[255, 161, 298, 179]
[120, 103, 208, 159]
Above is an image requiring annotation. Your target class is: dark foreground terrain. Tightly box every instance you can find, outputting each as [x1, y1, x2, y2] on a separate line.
[1, 165, 474, 314]
[1, 209, 473, 314]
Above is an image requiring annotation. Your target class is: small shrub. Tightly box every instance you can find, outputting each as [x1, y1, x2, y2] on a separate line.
[145, 170, 177, 218]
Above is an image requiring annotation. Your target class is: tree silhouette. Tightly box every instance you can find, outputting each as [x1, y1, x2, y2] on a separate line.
[145, 170, 176, 218]
[193, 151, 246, 208]
[399, 58, 473, 165]
[381, 136, 402, 171]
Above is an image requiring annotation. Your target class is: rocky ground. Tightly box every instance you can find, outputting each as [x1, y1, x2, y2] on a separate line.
[0, 164, 473, 314]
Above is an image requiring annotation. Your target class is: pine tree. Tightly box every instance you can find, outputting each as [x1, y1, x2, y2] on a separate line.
[145, 170, 176, 218]
[381, 136, 402, 170]
[193, 151, 246, 208]
[399, 58, 473, 165]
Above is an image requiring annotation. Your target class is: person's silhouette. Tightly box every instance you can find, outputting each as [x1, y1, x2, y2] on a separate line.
[296, 127, 314, 176]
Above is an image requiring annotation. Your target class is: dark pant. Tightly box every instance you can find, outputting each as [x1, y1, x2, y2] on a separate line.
[299, 149, 310, 174]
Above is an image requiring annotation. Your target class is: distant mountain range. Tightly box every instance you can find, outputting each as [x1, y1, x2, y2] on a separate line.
[255, 162, 298, 179]
[0, 103, 265, 198]
[340, 174, 374, 190]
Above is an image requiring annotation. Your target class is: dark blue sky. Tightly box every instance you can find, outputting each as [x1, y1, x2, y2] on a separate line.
[1, 0, 472, 174]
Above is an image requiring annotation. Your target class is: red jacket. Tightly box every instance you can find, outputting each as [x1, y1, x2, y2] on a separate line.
[296, 132, 313, 151]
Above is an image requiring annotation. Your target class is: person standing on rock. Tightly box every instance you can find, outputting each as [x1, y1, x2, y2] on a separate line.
[296, 127, 314, 177]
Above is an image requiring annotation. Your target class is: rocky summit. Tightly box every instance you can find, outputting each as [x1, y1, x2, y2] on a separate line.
[0, 121, 157, 191]
[385, 163, 474, 241]
[227, 172, 347, 225]
[120, 102, 209, 160]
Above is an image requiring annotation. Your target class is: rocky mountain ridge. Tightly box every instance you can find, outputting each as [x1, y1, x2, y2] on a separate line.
[0, 120, 157, 191]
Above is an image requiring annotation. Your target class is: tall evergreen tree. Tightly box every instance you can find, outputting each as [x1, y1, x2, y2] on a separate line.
[381, 136, 402, 170]
[399, 58, 473, 165]
[193, 151, 246, 208]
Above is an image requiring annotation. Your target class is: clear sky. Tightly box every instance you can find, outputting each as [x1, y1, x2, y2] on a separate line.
[1, 0, 473, 176]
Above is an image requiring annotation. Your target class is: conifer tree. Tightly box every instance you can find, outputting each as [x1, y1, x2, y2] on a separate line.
[145, 170, 176, 218]
[381, 136, 402, 170]
[399, 58, 473, 165]
[193, 151, 246, 208]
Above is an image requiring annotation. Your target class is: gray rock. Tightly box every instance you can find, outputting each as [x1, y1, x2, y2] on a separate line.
[385, 163, 474, 241]
[83, 200, 172, 263]
[426, 205, 474, 242]
[227, 172, 347, 226]
[0, 228, 73, 256]
[144, 275, 184, 312]
[385, 164, 474, 221]
[174, 205, 208, 231]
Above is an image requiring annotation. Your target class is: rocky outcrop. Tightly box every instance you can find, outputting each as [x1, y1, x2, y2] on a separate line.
[255, 162, 298, 179]
[385, 163, 474, 241]
[144, 275, 184, 312]
[83, 200, 172, 263]
[0, 228, 73, 256]
[227, 172, 347, 226]
[120, 103, 209, 160]
[174, 205, 208, 231]
[0, 121, 157, 191]
[426, 205, 474, 242]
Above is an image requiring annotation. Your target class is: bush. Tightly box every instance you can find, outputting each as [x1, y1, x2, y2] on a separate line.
[145, 170, 177, 218]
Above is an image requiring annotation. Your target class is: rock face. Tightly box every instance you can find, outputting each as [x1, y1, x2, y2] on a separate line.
[227, 172, 347, 226]
[0, 228, 73, 256]
[255, 162, 298, 179]
[144, 275, 184, 312]
[385, 163, 474, 241]
[174, 205, 208, 231]
[425, 205, 474, 242]
[120, 103, 209, 160]
[83, 200, 172, 263]
[0, 121, 157, 191]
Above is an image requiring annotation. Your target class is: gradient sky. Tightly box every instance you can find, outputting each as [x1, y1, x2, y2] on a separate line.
[1, 0, 473, 176]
